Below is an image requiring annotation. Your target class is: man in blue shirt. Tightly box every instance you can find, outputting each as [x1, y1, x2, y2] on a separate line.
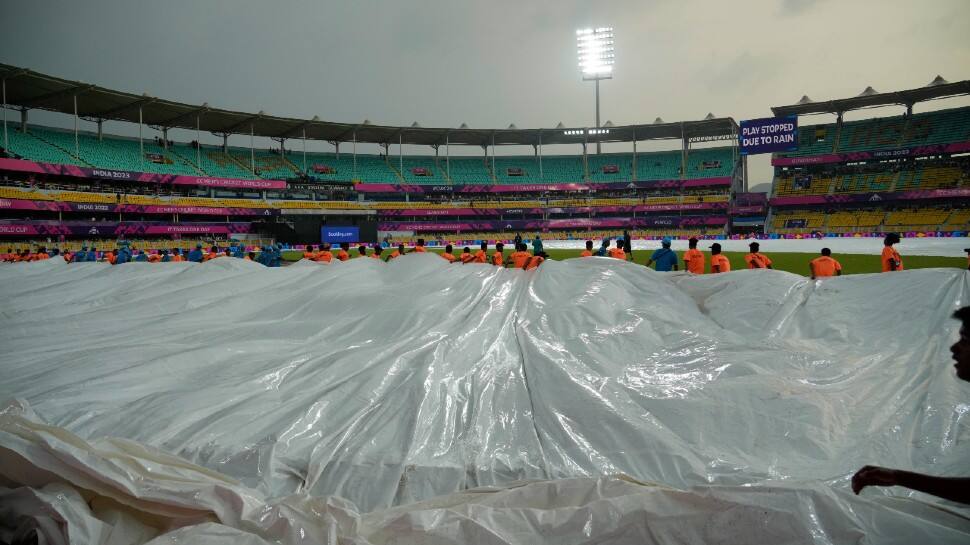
[73, 246, 88, 262]
[187, 244, 204, 263]
[646, 237, 679, 271]
[595, 238, 611, 257]
[532, 235, 543, 255]
[116, 243, 131, 264]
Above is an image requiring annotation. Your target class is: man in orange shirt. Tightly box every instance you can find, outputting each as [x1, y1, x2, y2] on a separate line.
[459, 246, 475, 263]
[336, 242, 350, 261]
[491, 242, 505, 266]
[524, 251, 547, 270]
[441, 244, 458, 262]
[710, 243, 731, 273]
[148, 252, 161, 263]
[385, 243, 405, 261]
[683, 237, 705, 274]
[303, 245, 318, 260]
[370, 246, 383, 259]
[580, 240, 594, 257]
[413, 238, 427, 253]
[107, 249, 118, 265]
[33, 247, 49, 260]
[809, 248, 842, 279]
[314, 243, 333, 263]
[744, 242, 772, 269]
[881, 233, 903, 272]
[607, 239, 626, 260]
[510, 243, 531, 268]
[473, 242, 488, 263]
[357, 245, 368, 258]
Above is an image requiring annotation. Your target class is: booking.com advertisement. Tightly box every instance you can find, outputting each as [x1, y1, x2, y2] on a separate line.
[321, 226, 359, 243]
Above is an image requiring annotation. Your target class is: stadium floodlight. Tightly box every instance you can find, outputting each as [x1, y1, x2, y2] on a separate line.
[576, 27, 614, 153]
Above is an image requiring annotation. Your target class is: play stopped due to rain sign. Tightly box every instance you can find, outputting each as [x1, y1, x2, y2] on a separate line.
[739, 115, 798, 155]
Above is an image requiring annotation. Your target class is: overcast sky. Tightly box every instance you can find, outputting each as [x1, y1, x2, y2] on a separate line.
[2, 0, 969, 188]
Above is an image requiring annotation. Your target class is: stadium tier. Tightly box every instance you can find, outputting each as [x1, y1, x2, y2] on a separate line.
[3, 86, 969, 244]
[779, 105, 970, 157]
[768, 103, 970, 236]
[1, 125, 737, 185]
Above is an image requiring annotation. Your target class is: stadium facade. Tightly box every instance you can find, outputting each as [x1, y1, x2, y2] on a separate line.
[0, 64, 967, 250]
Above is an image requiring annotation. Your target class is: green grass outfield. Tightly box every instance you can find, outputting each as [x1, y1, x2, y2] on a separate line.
[283, 249, 965, 275]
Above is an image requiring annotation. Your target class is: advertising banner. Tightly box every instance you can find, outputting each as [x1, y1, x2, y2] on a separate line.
[0, 158, 287, 189]
[740, 116, 798, 155]
[353, 177, 732, 194]
[771, 141, 970, 166]
[0, 221, 252, 236]
[321, 226, 360, 243]
[0, 198, 278, 216]
[378, 216, 729, 232]
[770, 188, 970, 206]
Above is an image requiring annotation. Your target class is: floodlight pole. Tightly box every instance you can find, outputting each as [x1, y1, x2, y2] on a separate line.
[631, 128, 637, 181]
[73, 94, 79, 158]
[596, 78, 600, 155]
[138, 106, 144, 169]
[538, 130, 543, 182]
[2, 78, 7, 151]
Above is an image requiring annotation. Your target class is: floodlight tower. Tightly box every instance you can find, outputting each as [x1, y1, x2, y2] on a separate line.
[576, 27, 614, 154]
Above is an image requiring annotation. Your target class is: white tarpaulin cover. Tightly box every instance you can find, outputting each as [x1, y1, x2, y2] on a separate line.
[1, 256, 968, 544]
[543, 236, 970, 256]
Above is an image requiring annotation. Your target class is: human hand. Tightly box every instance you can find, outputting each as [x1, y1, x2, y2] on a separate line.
[852, 465, 898, 494]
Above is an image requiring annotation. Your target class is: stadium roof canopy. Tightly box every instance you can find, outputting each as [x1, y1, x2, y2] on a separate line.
[771, 76, 970, 116]
[0, 64, 737, 147]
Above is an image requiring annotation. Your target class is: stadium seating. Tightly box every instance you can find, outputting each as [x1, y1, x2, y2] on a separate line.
[771, 210, 825, 230]
[2, 128, 82, 165]
[520, 155, 585, 183]
[586, 153, 633, 182]
[227, 148, 301, 179]
[943, 209, 970, 231]
[785, 123, 838, 156]
[833, 172, 894, 193]
[27, 127, 202, 175]
[0, 186, 55, 201]
[883, 207, 949, 229]
[635, 150, 682, 180]
[774, 175, 832, 196]
[398, 156, 448, 184]
[839, 107, 970, 152]
[685, 148, 734, 178]
[781, 107, 970, 157]
[304, 152, 400, 183]
[170, 145, 257, 179]
[896, 165, 963, 191]
[445, 157, 493, 183]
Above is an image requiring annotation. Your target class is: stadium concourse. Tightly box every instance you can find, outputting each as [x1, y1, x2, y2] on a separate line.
[1, 66, 970, 544]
